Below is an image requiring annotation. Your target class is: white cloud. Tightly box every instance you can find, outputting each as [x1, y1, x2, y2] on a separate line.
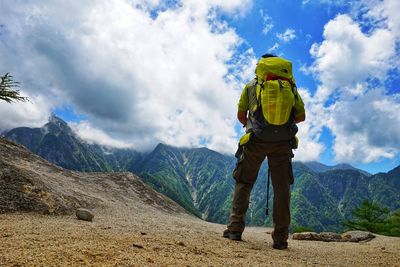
[70, 121, 132, 149]
[0, 0, 256, 154]
[309, 14, 395, 98]
[302, 0, 346, 6]
[184, 0, 252, 13]
[293, 88, 326, 162]
[355, 0, 400, 39]
[268, 43, 280, 53]
[260, 9, 273, 35]
[329, 89, 400, 163]
[277, 28, 296, 42]
[0, 93, 51, 131]
[306, 11, 400, 163]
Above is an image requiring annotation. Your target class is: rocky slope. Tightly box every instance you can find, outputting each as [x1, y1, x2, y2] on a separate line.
[0, 137, 186, 215]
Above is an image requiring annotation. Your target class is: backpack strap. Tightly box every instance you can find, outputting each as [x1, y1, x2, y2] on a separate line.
[289, 80, 299, 101]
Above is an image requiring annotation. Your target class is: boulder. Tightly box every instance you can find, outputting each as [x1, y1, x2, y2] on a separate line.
[341, 231, 375, 242]
[76, 208, 94, 222]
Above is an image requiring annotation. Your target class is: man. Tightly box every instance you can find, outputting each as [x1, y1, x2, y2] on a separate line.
[223, 54, 305, 250]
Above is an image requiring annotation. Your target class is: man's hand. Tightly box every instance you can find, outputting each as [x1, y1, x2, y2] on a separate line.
[237, 111, 247, 126]
[295, 114, 305, 124]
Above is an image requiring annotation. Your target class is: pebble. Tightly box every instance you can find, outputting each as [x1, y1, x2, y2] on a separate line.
[177, 241, 185, 246]
[133, 243, 144, 249]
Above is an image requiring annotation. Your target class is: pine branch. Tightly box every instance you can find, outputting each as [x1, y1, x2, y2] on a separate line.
[0, 73, 28, 103]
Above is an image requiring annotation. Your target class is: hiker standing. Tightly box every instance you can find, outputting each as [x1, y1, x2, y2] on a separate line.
[223, 54, 306, 250]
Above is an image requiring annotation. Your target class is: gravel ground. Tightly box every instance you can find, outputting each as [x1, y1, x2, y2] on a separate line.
[1, 211, 399, 267]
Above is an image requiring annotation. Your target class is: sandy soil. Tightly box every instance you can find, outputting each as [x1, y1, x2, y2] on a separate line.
[1, 210, 399, 267]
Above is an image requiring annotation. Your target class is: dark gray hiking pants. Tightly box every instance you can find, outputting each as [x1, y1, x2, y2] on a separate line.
[228, 136, 294, 242]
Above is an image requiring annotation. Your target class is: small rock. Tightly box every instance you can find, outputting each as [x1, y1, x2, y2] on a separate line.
[341, 231, 375, 242]
[140, 232, 147, 235]
[76, 208, 94, 222]
[177, 241, 185, 246]
[133, 243, 144, 249]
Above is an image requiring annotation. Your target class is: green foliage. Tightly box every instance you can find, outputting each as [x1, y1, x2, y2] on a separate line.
[291, 225, 314, 233]
[0, 73, 28, 103]
[385, 211, 400, 237]
[343, 200, 400, 237]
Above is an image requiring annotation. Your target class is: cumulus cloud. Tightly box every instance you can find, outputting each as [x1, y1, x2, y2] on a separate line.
[0, 94, 51, 131]
[329, 89, 400, 163]
[293, 88, 326, 162]
[309, 14, 396, 99]
[0, 0, 256, 153]
[354, 0, 400, 39]
[70, 121, 132, 149]
[306, 10, 400, 163]
[277, 28, 296, 42]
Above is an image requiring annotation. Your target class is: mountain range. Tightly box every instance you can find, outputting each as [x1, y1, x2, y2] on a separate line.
[2, 115, 399, 232]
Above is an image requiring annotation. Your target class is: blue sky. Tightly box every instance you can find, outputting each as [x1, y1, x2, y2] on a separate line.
[0, 0, 399, 174]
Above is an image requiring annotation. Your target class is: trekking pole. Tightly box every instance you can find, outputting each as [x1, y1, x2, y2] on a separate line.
[265, 168, 271, 216]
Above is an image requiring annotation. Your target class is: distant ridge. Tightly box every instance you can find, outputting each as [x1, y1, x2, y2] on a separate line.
[304, 161, 372, 177]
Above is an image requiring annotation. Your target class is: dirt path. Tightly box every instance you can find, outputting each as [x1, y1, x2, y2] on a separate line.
[1, 212, 399, 267]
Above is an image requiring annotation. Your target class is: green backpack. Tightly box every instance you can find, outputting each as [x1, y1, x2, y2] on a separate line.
[250, 56, 298, 142]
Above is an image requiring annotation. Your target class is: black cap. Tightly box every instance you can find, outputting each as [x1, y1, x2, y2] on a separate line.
[261, 53, 277, 58]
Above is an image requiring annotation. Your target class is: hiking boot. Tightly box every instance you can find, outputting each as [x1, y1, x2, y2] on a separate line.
[272, 241, 288, 250]
[223, 229, 242, 241]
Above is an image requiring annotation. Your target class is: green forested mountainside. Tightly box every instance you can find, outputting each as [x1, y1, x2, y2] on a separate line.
[135, 144, 200, 216]
[135, 144, 236, 221]
[3, 116, 399, 232]
[368, 166, 400, 211]
[89, 144, 143, 172]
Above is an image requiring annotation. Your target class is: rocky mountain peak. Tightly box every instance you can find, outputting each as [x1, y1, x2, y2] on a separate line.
[42, 114, 73, 136]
